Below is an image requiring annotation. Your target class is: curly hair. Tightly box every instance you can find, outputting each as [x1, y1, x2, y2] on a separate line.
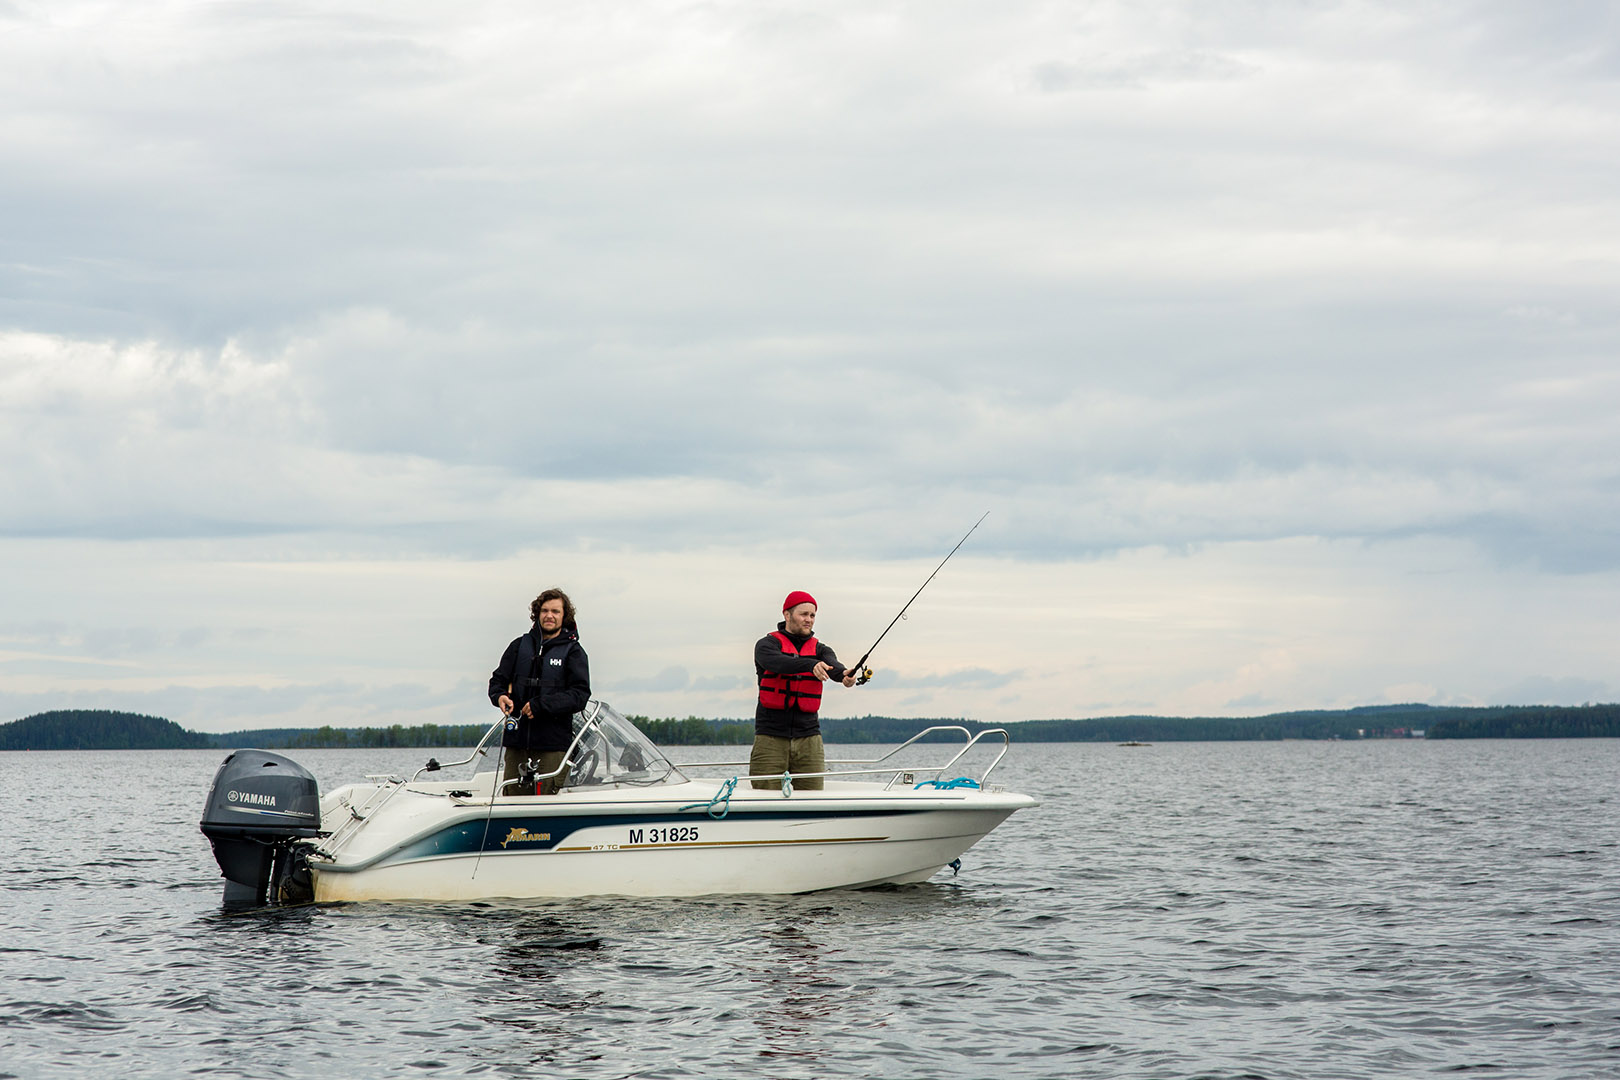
[530, 588, 578, 631]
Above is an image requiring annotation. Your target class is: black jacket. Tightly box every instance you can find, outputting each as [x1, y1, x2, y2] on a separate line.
[488, 627, 592, 752]
[753, 622, 848, 740]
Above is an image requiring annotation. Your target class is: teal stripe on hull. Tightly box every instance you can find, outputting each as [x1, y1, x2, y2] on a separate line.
[355, 807, 926, 870]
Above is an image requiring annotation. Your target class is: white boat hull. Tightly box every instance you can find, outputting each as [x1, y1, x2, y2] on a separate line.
[309, 779, 1035, 902]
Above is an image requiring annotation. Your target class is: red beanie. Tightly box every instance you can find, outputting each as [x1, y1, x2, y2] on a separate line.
[782, 590, 817, 613]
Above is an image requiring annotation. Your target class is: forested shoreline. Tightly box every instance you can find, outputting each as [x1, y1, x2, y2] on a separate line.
[0, 710, 212, 750]
[4, 703, 1619, 750]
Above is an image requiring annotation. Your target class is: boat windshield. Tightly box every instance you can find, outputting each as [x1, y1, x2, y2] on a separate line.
[565, 701, 687, 789]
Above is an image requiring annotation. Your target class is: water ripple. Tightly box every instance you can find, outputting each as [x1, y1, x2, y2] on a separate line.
[3, 743, 1620, 1077]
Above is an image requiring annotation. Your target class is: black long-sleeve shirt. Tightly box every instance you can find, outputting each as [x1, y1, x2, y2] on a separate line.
[488, 627, 591, 752]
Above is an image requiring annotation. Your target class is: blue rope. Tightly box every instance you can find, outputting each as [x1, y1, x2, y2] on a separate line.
[679, 776, 739, 819]
[914, 776, 980, 790]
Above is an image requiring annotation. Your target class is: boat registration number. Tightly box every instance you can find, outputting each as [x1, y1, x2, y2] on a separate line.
[630, 826, 700, 844]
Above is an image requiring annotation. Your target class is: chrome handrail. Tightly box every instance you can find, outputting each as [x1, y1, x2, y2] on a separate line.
[409, 717, 506, 782]
[940, 728, 1011, 785]
[493, 700, 605, 794]
[408, 704, 603, 794]
[312, 776, 404, 858]
[833, 725, 976, 766]
[673, 724, 1013, 795]
[319, 706, 610, 863]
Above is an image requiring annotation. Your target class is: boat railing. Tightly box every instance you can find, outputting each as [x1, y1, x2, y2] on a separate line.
[318, 713, 593, 859]
[674, 725, 1012, 793]
[489, 700, 609, 794]
[409, 717, 506, 783]
[413, 701, 665, 797]
[316, 716, 512, 857]
[313, 775, 408, 858]
[404, 704, 600, 793]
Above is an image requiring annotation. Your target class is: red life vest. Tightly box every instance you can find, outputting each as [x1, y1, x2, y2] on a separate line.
[758, 632, 823, 714]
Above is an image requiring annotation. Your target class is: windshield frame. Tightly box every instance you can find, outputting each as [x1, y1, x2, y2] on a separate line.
[561, 700, 688, 790]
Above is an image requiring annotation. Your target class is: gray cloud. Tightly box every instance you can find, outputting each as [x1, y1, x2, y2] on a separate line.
[0, 622, 267, 658]
[1, 676, 493, 731]
[690, 674, 751, 692]
[3, 2, 1620, 721]
[616, 666, 692, 693]
[1033, 51, 1258, 93]
[6, 310, 1617, 571]
[877, 668, 1021, 691]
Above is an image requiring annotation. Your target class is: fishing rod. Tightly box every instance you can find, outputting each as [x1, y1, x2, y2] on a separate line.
[470, 722, 506, 881]
[850, 511, 988, 685]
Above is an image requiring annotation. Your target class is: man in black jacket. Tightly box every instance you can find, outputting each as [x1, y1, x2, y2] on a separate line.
[489, 588, 591, 795]
[750, 590, 856, 791]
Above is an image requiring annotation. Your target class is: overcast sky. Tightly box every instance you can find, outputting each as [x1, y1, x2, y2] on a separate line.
[3, 1, 1617, 732]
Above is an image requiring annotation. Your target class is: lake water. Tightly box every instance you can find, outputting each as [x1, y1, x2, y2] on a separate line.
[2, 738, 1617, 1079]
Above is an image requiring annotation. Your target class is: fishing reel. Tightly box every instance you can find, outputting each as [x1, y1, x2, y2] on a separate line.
[856, 667, 874, 686]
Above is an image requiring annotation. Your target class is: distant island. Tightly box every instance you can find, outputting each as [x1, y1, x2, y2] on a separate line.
[3, 702, 1619, 751]
[0, 709, 214, 751]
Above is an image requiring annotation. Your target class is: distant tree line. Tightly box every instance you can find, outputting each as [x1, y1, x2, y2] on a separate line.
[627, 715, 755, 745]
[819, 716, 1000, 743]
[269, 723, 492, 749]
[7, 702, 1620, 751]
[0, 710, 212, 751]
[1423, 704, 1620, 739]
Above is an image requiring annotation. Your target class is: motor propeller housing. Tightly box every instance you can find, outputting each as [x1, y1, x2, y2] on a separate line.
[199, 749, 321, 905]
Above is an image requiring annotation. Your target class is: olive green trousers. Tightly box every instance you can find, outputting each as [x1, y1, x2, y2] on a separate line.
[748, 734, 825, 791]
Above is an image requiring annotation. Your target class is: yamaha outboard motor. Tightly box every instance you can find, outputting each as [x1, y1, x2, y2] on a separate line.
[199, 750, 321, 906]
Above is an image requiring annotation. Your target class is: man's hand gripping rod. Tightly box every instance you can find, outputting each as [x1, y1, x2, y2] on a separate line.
[851, 511, 989, 685]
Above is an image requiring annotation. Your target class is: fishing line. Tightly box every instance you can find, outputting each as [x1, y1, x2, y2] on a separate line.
[471, 711, 515, 880]
[851, 511, 988, 685]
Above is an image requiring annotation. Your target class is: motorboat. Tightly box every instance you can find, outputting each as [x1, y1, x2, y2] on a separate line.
[199, 699, 1038, 904]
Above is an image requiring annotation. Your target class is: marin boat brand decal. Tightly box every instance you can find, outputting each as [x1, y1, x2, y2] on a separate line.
[227, 790, 276, 806]
[501, 827, 551, 848]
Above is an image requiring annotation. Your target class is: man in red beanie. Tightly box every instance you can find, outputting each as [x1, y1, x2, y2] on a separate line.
[750, 591, 857, 791]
